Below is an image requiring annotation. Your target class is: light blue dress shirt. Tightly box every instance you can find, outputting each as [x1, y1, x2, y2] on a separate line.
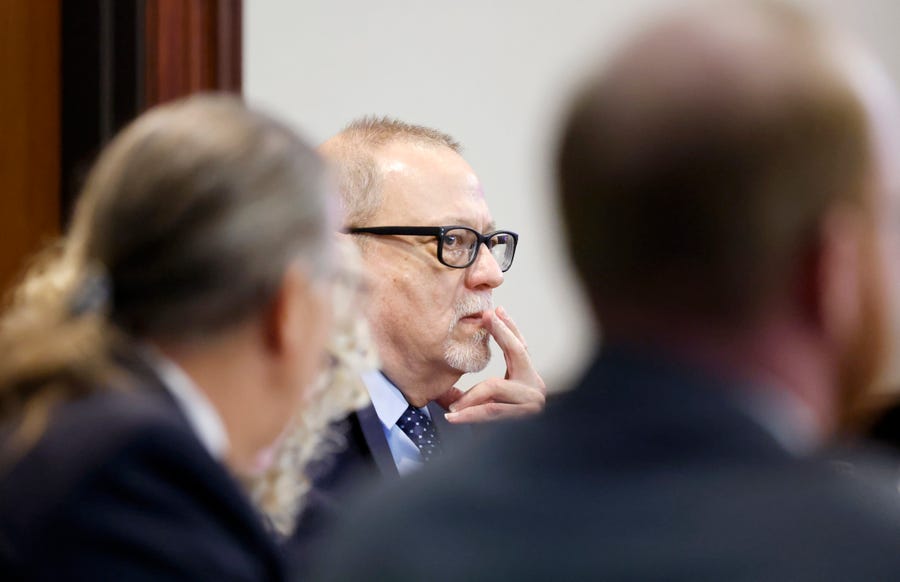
[362, 370, 433, 475]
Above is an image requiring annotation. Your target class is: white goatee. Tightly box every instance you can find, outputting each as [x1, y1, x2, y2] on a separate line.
[443, 294, 493, 373]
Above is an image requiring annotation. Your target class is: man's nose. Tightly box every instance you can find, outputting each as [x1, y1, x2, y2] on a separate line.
[465, 243, 504, 290]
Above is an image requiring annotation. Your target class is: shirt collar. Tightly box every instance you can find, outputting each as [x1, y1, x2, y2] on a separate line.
[736, 380, 823, 457]
[139, 344, 230, 460]
[364, 370, 430, 429]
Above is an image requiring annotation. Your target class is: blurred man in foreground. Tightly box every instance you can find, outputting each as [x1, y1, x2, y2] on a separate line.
[312, 2, 900, 579]
[0, 96, 334, 580]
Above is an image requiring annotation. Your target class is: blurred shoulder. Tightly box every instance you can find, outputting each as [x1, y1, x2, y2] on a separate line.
[21, 384, 190, 465]
[0, 387, 204, 555]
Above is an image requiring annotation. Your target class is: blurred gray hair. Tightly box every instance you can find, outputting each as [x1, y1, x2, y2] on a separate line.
[0, 95, 335, 450]
[68, 94, 335, 340]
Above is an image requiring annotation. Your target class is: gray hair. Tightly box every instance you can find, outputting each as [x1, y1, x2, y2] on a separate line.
[0, 94, 334, 449]
[68, 94, 334, 340]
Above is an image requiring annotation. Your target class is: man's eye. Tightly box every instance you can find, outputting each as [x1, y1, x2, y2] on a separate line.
[444, 235, 462, 247]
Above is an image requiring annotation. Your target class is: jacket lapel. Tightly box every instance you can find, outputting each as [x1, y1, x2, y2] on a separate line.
[355, 404, 399, 477]
[428, 400, 472, 451]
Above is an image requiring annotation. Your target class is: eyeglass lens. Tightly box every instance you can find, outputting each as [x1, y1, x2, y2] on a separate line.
[442, 228, 515, 270]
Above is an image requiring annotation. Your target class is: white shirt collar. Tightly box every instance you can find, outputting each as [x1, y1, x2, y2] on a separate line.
[363, 370, 435, 475]
[737, 381, 823, 457]
[140, 344, 230, 460]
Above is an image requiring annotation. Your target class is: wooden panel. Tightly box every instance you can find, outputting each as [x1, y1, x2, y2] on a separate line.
[215, 0, 241, 92]
[0, 1, 61, 293]
[60, 0, 145, 224]
[144, 0, 241, 106]
[60, 0, 242, 223]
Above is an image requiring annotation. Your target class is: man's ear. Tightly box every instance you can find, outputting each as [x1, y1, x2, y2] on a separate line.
[808, 204, 865, 347]
[263, 264, 316, 356]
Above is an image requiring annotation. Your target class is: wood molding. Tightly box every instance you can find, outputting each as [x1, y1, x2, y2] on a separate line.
[144, 0, 242, 106]
[0, 0, 61, 293]
[61, 0, 144, 224]
[61, 0, 242, 224]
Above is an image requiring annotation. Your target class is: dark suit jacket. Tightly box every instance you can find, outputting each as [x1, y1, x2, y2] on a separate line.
[0, 357, 285, 581]
[287, 391, 469, 564]
[311, 345, 900, 581]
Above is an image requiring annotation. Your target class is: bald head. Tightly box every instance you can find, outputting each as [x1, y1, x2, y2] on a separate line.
[557, 0, 873, 325]
[321, 116, 461, 227]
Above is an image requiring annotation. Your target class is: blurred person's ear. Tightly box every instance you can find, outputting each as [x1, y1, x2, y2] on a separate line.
[808, 204, 867, 348]
[806, 200, 890, 431]
[263, 264, 333, 396]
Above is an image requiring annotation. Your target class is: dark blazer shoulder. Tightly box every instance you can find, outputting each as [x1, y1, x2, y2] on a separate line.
[309, 405, 393, 493]
[0, 388, 283, 581]
[0, 388, 188, 536]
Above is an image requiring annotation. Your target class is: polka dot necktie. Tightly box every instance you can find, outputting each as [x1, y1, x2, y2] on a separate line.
[396, 405, 443, 462]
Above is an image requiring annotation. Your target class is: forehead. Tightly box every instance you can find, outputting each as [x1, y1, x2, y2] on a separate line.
[372, 142, 494, 229]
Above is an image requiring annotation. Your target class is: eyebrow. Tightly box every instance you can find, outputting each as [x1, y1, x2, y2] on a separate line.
[434, 218, 497, 231]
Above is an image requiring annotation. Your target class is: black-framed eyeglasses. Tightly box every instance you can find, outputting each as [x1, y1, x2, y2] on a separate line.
[346, 225, 519, 272]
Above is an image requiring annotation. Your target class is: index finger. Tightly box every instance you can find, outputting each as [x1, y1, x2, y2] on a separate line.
[496, 306, 527, 350]
[487, 311, 543, 389]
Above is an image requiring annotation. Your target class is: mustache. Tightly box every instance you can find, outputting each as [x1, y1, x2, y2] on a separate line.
[452, 295, 494, 323]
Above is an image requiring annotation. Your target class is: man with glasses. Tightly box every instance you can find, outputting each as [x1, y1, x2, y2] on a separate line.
[313, 3, 900, 579]
[288, 118, 545, 551]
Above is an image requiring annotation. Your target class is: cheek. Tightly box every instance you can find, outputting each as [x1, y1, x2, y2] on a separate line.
[370, 258, 466, 342]
[877, 189, 900, 295]
[290, 294, 333, 402]
[883, 232, 900, 324]
[866, 221, 900, 385]
[425, 277, 466, 326]
[874, 217, 900, 316]
[886, 231, 900, 293]
[309, 296, 334, 370]
[386, 271, 452, 316]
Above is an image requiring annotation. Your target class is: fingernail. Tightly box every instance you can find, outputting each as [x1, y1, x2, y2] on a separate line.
[497, 306, 507, 318]
[445, 412, 457, 421]
[449, 403, 458, 412]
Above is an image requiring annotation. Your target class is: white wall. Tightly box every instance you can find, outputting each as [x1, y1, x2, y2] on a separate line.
[246, 0, 900, 391]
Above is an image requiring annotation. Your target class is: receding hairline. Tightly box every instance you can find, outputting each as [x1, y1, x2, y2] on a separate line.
[319, 116, 465, 227]
[327, 115, 462, 153]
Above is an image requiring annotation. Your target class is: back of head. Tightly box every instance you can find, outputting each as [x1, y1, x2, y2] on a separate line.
[0, 94, 333, 445]
[69, 94, 332, 339]
[320, 116, 461, 227]
[557, 0, 872, 328]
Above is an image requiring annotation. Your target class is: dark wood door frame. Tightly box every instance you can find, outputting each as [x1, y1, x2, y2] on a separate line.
[145, 0, 241, 105]
[60, 0, 242, 224]
[0, 1, 61, 293]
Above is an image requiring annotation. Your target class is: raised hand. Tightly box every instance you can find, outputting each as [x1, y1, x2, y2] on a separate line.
[440, 306, 546, 423]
